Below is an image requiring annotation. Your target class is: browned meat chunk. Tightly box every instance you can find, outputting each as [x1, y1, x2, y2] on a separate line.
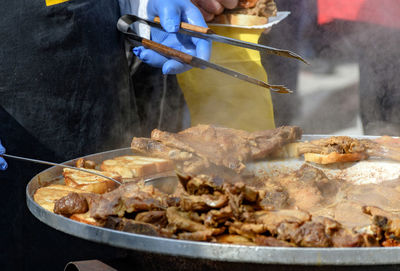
[363, 206, 400, 221]
[132, 125, 302, 175]
[248, 126, 302, 159]
[62, 131, 400, 248]
[292, 222, 331, 247]
[297, 136, 366, 155]
[104, 216, 160, 236]
[89, 183, 168, 219]
[312, 216, 363, 247]
[177, 174, 223, 195]
[363, 206, 400, 237]
[203, 206, 233, 227]
[229, 221, 268, 239]
[180, 193, 228, 212]
[276, 164, 342, 211]
[246, 209, 311, 235]
[276, 222, 300, 242]
[131, 137, 178, 160]
[255, 235, 295, 247]
[222, 182, 266, 219]
[152, 126, 248, 173]
[54, 192, 88, 216]
[260, 189, 289, 210]
[166, 207, 224, 235]
[135, 211, 168, 228]
[75, 158, 96, 169]
[228, 209, 311, 240]
[331, 228, 363, 247]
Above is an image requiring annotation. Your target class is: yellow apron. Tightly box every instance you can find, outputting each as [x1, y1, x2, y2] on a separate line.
[177, 26, 275, 132]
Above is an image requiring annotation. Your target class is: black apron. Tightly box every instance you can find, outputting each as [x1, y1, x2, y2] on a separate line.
[0, 0, 138, 269]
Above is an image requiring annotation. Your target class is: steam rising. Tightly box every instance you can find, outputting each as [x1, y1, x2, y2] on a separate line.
[261, 0, 400, 136]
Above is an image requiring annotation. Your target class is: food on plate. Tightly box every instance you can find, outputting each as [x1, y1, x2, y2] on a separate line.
[48, 163, 400, 247]
[296, 136, 400, 164]
[131, 125, 302, 175]
[100, 155, 174, 178]
[53, 192, 88, 216]
[75, 158, 96, 169]
[33, 184, 84, 212]
[297, 136, 369, 164]
[63, 168, 121, 194]
[32, 125, 400, 247]
[70, 212, 104, 227]
[211, 0, 277, 26]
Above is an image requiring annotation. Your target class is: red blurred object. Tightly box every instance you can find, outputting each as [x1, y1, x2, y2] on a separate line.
[318, 0, 400, 29]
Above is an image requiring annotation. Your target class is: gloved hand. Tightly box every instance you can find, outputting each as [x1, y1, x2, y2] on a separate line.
[0, 140, 7, 170]
[133, 0, 211, 74]
[192, 0, 238, 22]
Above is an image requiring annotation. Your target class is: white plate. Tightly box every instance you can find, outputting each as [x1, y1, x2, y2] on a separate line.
[208, 11, 290, 29]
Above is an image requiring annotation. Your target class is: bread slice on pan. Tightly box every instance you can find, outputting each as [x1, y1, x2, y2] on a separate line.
[304, 152, 368, 164]
[100, 155, 174, 178]
[63, 168, 121, 194]
[33, 184, 84, 212]
[70, 212, 104, 226]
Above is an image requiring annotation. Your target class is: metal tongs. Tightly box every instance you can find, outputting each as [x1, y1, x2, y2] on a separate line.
[117, 14, 307, 94]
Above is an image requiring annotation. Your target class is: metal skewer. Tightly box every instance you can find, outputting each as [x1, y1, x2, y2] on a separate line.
[2, 154, 122, 185]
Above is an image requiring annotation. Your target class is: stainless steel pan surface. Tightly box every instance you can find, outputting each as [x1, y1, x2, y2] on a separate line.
[26, 136, 400, 266]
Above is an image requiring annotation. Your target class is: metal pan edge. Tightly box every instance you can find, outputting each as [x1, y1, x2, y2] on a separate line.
[26, 137, 400, 266]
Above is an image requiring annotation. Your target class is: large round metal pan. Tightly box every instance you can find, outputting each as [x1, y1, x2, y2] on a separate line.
[26, 135, 400, 266]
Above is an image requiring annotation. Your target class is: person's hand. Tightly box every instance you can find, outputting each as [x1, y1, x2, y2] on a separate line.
[0, 140, 7, 170]
[192, 0, 238, 22]
[133, 0, 211, 74]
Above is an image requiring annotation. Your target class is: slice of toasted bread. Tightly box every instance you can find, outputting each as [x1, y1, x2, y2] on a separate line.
[63, 168, 121, 194]
[70, 212, 104, 226]
[33, 184, 84, 212]
[304, 152, 368, 165]
[100, 155, 174, 178]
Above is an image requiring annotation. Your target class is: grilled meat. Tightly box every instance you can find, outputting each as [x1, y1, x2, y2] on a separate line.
[104, 216, 160, 236]
[132, 125, 302, 175]
[86, 182, 170, 219]
[180, 193, 228, 212]
[298, 136, 366, 155]
[135, 210, 168, 228]
[53, 192, 88, 216]
[49, 128, 400, 248]
[292, 222, 331, 247]
[166, 207, 225, 235]
[297, 136, 400, 164]
[53, 161, 400, 247]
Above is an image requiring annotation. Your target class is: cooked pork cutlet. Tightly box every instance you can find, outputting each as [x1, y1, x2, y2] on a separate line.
[131, 125, 302, 175]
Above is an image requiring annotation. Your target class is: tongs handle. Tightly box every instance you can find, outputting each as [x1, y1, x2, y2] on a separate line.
[139, 38, 291, 93]
[154, 17, 214, 34]
[141, 38, 195, 66]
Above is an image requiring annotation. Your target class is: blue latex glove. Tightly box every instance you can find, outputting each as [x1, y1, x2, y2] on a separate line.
[0, 140, 7, 170]
[133, 0, 211, 74]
